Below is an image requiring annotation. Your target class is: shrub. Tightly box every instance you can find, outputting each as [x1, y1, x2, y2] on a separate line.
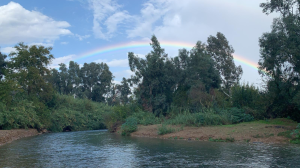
[0, 100, 41, 130]
[48, 94, 109, 132]
[121, 116, 138, 136]
[131, 111, 160, 125]
[227, 107, 254, 124]
[157, 124, 175, 135]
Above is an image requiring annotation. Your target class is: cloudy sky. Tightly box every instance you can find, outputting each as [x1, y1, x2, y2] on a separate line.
[0, 0, 277, 85]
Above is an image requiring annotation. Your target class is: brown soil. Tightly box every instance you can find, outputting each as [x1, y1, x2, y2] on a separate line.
[0, 129, 40, 146]
[129, 122, 296, 144]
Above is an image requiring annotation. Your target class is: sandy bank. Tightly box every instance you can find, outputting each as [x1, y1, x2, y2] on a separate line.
[129, 121, 297, 144]
[0, 129, 40, 146]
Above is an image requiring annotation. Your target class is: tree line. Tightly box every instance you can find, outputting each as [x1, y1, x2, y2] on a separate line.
[0, 0, 300, 131]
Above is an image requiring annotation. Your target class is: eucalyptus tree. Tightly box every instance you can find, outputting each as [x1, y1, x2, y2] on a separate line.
[7, 43, 54, 102]
[207, 32, 243, 95]
[50, 68, 62, 94]
[172, 42, 221, 108]
[128, 35, 176, 115]
[59, 63, 72, 95]
[68, 61, 81, 95]
[258, 0, 300, 120]
[80, 62, 113, 102]
[0, 51, 7, 80]
[117, 77, 132, 105]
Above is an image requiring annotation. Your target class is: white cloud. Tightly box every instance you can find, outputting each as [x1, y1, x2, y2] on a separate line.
[95, 58, 128, 67]
[88, 0, 132, 39]
[50, 54, 77, 69]
[60, 42, 69, 45]
[127, 0, 171, 38]
[75, 34, 91, 41]
[28, 42, 53, 47]
[1, 47, 16, 54]
[114, 69, 134, 79]
[0, 2, 72, 45]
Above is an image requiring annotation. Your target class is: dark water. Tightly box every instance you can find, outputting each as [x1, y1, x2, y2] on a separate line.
[0, 130, 300, 167]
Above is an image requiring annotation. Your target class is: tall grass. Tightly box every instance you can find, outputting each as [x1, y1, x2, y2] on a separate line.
[165, 107, 253, 126]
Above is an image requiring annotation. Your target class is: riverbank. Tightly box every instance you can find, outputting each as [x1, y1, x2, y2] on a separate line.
[0, 129, 40, 146]
[127, 119, 298, 144]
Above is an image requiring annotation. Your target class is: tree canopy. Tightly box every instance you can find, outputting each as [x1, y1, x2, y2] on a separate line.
[259, 0, 300, 121]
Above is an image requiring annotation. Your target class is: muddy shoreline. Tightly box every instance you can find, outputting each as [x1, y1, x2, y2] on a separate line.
[0, 129, 40, 147]
[127, 122, 297, 144]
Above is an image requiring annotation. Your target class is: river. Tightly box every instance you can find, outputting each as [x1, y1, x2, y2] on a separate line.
[0, 130, 299, 167]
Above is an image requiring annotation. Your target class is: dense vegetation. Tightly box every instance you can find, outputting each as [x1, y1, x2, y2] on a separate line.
[0, 0, 299, 142]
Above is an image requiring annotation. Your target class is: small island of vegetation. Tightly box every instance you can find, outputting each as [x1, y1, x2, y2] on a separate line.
[1, 0, 300, 145]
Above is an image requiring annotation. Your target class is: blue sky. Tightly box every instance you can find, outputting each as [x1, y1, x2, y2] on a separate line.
[0, 0, 277, 85]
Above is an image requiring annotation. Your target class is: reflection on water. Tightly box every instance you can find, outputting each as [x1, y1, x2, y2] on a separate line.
[0, 130, 299, 167]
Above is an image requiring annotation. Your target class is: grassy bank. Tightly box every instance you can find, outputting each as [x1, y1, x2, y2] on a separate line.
[127, 118, 299, 144]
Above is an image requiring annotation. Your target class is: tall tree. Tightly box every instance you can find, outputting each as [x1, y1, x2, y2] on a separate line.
[80, 62, 113, 102]
[7, 43, 54, 102]
[0, 51, 7, 80]
[129, 35, 176, 115]
[117, 78, 132, 105]
[172, 42, 221, 108]
[207, 32, 243, 95]
[68, 61, 81, 96]
[259, 0, 300, 121]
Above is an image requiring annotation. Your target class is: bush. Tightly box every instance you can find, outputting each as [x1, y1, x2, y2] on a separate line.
[103, 104, 140, 132]
[131, 111, 160, 125]
[0, 100, 41, 130]
[227, 107, 254, 124]
[48, 94, 109, 132]
[121, 116, 138, 136]
[157, 124, 175, 135]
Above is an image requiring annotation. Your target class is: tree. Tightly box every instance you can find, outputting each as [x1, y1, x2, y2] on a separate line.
[129, 35, 176, 115]
[68, 61, 81, 96]
[7, 43, 54, 102]
[117, 78, 132, 105]
[259, 0, 300, 121]
[59, 63, 72, 95]
[207, 32, 243, 95]
[0, 51, 7, 80]
[172, 42, 221, 108]
[80, 62, 113, 102]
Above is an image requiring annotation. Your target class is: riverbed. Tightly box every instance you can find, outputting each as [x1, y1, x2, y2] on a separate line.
[0, 130, 299, 167]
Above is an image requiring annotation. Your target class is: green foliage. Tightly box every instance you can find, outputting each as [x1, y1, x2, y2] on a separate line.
[227, 107, 254, 124]
[121, 116, 138, 136]
[129, 35, 176, 115]
[258, 0, 300, 121]
[0, 100, 41, 130]
[0, 51, 7, 80]
[291, 123, 300, 139]
[7, 43, 54, 103]
[209, 137, 235, 142]
[277, 131, 293, 139]
[207, 32, 243, 93]
[103, 104, 139, 132]
[157, 124, 175, 135]
[48, 94, 109, 132]
[165, 107, 253, 126]
[131, 111, 160, 125]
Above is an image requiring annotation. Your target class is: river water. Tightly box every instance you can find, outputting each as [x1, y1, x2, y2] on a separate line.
[0, 130, 300, 167]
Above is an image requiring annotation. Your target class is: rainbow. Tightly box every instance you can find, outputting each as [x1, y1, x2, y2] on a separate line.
[75, 40, 267, 74]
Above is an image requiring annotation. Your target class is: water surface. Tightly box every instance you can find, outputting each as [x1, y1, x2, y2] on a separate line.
[0, 130, 299, 167]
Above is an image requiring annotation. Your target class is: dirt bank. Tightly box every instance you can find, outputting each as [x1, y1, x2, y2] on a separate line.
[0, 129, 40, 146]
[129, 119, 297, 144]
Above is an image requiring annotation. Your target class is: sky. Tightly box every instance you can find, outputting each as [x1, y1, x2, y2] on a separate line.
[0, 0, 277, 85]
